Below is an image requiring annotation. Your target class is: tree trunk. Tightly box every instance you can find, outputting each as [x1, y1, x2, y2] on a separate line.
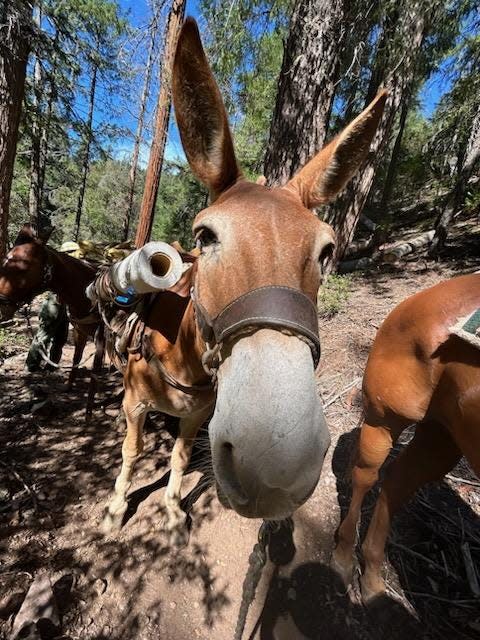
[263, 0, 349, 185]
[38, 29, 59, 218]
[122, 2, 160, 242]
[326, 2, 426, 264]
[0, 0, 32, 257]
[380, 96, 410, 211]
[74, 62, 98, 241]
[29, 3, 43, 225]
[135, 0, 187, 248]
[431, 100, 480, 253]
[28, 5, 42, 224]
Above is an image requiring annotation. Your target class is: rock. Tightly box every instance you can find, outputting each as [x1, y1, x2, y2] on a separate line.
[11, 573, 60, 639]
[92, 577, 108, 597]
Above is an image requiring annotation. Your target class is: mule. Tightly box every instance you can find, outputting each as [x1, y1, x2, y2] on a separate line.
[332, 273, 480, 601]
[0, 224, 97, 387]
[102, 18, 387, 539]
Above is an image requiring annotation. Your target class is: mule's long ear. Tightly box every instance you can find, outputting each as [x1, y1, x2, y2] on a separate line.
[172, 18, 241, 200]
[288, 90, 388, 209]
[14, 223, 37, 246]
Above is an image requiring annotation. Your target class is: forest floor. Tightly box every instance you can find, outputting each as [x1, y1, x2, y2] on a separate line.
[1, 214, 479, 640]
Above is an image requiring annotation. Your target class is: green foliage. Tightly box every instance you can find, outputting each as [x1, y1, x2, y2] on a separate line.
[392, 110, 434, 199]
[6, 0, 480, 254]
[200, 0, 291, 175]
[152, 163, 208, 248]
[317, 275, 351, 317]
[465, 182, 480, 214]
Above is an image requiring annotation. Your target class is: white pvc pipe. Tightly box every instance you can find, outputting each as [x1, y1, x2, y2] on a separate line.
[110, 242, 184, 294]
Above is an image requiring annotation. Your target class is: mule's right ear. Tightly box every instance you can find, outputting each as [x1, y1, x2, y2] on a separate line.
[287, 90, 388, 209]
[172, 18, 241, 201]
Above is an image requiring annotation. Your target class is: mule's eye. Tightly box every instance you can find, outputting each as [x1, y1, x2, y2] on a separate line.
[319, 243, 334, 271]
[195, 226, 218, 251]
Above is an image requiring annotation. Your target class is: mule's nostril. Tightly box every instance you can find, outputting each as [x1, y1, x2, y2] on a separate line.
[216, 440, 248, 505]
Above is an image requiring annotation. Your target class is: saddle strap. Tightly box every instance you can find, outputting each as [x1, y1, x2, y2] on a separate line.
[142, 332, 213, 395]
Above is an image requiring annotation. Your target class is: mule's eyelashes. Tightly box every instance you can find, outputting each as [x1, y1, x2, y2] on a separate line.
[195, 226, 219, 252]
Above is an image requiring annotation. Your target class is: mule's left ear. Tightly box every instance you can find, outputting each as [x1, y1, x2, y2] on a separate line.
[14, 223, 37, 246]
[172, 18, 241, 201]
[287, 90, 388, 208]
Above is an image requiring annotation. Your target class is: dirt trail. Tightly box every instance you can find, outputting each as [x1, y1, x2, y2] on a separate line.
[1, 262, 479, 640]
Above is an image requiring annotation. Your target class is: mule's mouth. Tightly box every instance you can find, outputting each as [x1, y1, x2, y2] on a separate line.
[215, 476, 318, 519]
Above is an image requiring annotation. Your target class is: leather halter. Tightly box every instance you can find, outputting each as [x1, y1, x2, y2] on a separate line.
[192, 285, 321, 368]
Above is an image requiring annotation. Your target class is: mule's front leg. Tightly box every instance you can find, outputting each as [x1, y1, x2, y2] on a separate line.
[102, 393, 146, 533]
[164, 410, 209, 547]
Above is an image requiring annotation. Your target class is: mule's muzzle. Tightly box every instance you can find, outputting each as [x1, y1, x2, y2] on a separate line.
[209, 329, 330, 520]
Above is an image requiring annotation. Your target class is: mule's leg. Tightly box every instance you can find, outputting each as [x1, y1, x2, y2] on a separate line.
[164, 409, 210, 546]
[360, 419, 461, 602]
[332, 419, 405, 587]
[102, 392, 146, 533]
[67, 328, 87, 390]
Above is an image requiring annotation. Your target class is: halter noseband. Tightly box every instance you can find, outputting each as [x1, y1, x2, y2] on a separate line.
[193, 284, 321, 369]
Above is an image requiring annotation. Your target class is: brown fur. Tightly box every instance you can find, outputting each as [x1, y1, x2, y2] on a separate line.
[333, 274, 480, 601]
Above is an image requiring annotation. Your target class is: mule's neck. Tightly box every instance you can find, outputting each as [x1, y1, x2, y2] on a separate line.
[46, 248, 96, 319]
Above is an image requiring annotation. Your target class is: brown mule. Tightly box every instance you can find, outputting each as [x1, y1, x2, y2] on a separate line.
[332, 273, 480, 601]
[0, 224, 98, 387]
[102, 17, 387, 543]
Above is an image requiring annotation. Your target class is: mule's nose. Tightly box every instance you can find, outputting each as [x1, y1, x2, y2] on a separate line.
[213, 428, 326, 519]
[209, 328, 330, 519]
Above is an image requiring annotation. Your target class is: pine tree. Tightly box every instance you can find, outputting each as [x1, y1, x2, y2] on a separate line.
[0, 1, 32, 256]
[135, 0, 187, 248]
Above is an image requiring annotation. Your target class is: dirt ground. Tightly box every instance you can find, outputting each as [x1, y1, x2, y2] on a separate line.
[1, 237, 480, 639]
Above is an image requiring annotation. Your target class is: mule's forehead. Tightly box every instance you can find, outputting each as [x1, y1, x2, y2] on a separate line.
[194, 180, 321, 238]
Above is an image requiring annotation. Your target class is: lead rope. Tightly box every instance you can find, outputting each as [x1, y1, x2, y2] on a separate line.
[234, 517, 295, 640]
[234, 520, 271, 640]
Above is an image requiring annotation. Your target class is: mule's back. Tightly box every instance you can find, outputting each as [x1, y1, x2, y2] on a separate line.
[364, 274, 480, 435]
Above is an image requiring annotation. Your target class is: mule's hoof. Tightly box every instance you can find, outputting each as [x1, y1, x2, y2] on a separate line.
[330, 549, 354, 588]
[101, 509, 124, 534]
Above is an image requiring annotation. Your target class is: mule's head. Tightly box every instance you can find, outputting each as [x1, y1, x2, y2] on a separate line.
[0, 224, 52, 321]
[173, 19, 386, 518]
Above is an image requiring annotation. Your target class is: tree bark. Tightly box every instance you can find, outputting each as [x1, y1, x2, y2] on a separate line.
[29, 3, 43, 225]
[380, 96, 410, 211]
[263, 0, 350, 186]
[122, 2, 159, 241]
[135, 0, 186, 248]
[431, 100, 480, 253]
[0, 0, 32, 257]
[38, 29, 59, 219]
[74, 62, 98, 241]
[326, 2, 426, 264]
